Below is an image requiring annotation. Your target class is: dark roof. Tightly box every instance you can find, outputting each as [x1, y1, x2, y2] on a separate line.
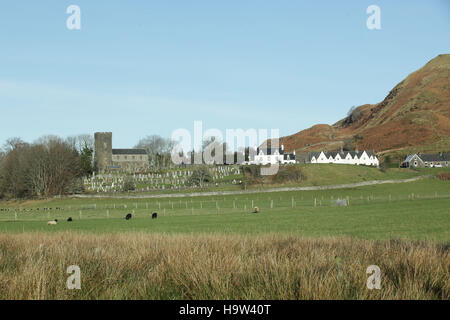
[112, 149, 147, 155]
[418, 153, 450, 162]
[284, 154, 296, 160]
[309, 151, 377, 160]
[256, 147, 284, 155]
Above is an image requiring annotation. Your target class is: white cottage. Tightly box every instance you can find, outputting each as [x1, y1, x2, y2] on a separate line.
[249, 145, 296, 165]
[309, 151, 379, 166]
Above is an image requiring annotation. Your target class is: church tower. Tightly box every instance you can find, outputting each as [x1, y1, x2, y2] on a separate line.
[94, 132, 112, 173]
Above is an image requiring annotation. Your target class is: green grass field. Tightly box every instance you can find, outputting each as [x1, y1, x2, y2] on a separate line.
[1, 174, 449, 300]
[1, 178, 449, 241]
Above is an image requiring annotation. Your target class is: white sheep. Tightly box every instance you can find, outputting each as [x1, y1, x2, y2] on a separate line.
[47, 220, 57, 225]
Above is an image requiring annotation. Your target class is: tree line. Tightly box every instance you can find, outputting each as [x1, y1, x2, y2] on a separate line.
[0, 133, 248, 199]
[0, 135, 94, 199]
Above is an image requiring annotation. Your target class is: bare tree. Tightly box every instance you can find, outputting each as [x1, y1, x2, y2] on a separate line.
[344, 106, 363, 125]
[2, 137, 26, 152]
[66, 134, 94, 153]
[135, 135, 175, 169]
[0, 136, 82, 198]
[188, 166, 212, 187]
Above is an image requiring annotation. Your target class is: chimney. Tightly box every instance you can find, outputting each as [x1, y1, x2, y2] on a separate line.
[281, 144, 284, 151]
[340, 145, 343, 153]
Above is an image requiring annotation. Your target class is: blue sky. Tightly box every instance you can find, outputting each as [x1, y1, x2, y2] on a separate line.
[0, 1, 449, 148]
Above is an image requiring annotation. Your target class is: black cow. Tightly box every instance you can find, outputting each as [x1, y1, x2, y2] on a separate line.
[67, 217, 73, 222]
[125, 213, 132, 220]
[152, 212, 157, 219]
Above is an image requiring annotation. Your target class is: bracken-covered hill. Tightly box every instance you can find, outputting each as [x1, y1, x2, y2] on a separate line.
[279, 54, 450, 161]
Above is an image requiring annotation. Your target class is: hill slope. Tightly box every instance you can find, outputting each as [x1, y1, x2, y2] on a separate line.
[280, 54, 450, 160]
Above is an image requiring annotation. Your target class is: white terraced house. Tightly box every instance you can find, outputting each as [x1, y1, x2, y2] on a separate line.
[249, 144, 296, 165]
[309, 151, 379, 166]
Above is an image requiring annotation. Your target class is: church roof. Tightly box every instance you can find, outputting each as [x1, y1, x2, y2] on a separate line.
[112, 149, 147, 155]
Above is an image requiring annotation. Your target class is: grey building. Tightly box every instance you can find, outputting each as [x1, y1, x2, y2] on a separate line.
[401, 153, 450, 168]
[94, 132, 149, 173]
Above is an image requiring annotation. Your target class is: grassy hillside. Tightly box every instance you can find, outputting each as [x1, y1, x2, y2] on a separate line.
[298, 164, 421, 186]
[278, 54, 450, 159]
[85, 164, 450, 194]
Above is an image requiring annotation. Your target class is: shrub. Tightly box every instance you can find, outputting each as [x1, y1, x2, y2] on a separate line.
[343, 106, 363, 126]
[188, 166, 212, 187]
[122, 176, 136, 192]
[241, 165, 263, 186]
[437, 172, 450, 181]
[274, 165, 303, 183]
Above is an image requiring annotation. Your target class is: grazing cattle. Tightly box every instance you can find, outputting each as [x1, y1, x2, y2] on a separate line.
[125, 213, 132, 220]
[252, 206, 259, 213]
[47, 220, 57, 225]
[67, 217, 73, 222]
[152, 212, 157, 219]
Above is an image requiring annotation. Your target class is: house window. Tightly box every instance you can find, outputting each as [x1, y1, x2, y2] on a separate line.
[414, 161, 418, 166]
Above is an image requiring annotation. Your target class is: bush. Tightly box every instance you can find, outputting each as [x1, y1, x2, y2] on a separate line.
[188, 166, 212, 187]
[343, 106, 363, 125]
[122, 177, 136, 192]
[274, 165, 303, 183]
[437, 172, 450, 181]
[241, 165, 263, 186]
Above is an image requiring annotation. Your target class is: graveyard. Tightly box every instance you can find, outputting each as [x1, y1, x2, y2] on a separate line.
[83, 165, 242, 193]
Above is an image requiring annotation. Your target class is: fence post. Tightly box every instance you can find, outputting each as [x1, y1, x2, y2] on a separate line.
[107, 210, 109, 218]
[314, 198, 316, 207]
[79, 210, 82, 219]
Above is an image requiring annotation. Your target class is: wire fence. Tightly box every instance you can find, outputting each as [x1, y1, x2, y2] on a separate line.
[1, 191, 449, 222]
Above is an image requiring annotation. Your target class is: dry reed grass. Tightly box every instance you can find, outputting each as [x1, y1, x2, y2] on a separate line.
[0, 232, 448, 299]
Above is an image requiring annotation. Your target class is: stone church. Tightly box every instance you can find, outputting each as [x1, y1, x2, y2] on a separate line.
[94, 132, 149, 173]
